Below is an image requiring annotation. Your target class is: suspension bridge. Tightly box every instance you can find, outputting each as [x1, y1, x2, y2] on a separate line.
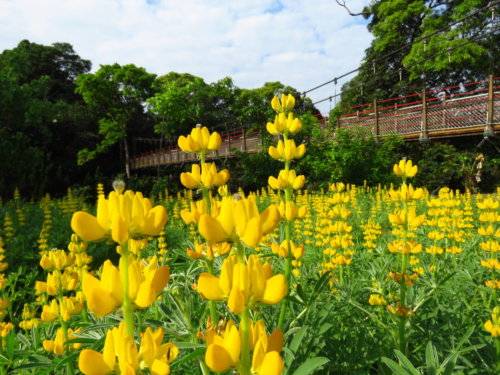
[131, 75, 499, 170]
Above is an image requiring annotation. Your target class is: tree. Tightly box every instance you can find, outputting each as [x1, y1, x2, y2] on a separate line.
[76, 64, 157, 178]
[335, 0, 498, 112]
[147, 72, 208, 137]
[0, 40, 92, 198]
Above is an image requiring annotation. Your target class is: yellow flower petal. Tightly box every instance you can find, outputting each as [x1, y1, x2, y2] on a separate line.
[199, 215, 229, 243]
[111, 215, 129, 244]
[261, 275, 287, 305]
[71, 212, 107, 242]
[205, 344, 235, 373]
[197, 273, 225, 300]
[79, 349, 113, 375]
[242, 217, 262, 248]
[134, 280, 156, 308]
[254, 351, 284, 375]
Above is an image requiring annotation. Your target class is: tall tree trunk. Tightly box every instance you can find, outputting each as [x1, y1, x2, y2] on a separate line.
[123, 137, 131, 179]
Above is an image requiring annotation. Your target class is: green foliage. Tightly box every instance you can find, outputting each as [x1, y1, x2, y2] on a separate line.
[75, 63, 157, 177]
[335, 0, 498, 112]
[408, 139, 500, 194]
[297, 128, 404, 189]
[0, 40, 93, 199]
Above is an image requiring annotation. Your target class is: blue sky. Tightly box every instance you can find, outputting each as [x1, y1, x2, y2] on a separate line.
[0, 0, 373, 115]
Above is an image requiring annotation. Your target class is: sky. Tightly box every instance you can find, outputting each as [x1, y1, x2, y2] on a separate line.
[0, 0, 373, 116]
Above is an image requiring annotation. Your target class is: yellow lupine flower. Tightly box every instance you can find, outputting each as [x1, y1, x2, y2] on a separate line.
[477, 198, 499, 210]
[186, 241, 231, 260]
[278, 201, 307, 221]
[329, 182, 346, 192]
[393, 159, 418, 178]
[480, 240, 500, 252]
[205, 320, 241, 372]
[271, 240, 304, 259]
[388, 240, 422, 254]
[268, 139, 306, 162]
[389, 183, 424, 201]
[327, 193, 350, 205]
[177, 125, 222, 154]
[39, 249, 75, 271]
[480, 258, 500, 270]
[139, 327, 178, 374]
[484, 307, 500, 338]
[71, 190, 167, 244]
[43, 328, 82, 355]
[41, 299, 59, 322]
[426, 245, 444, 255]
[271, 94, 295, 112]
[478, 225, 500, 238]
[82, 257, 169, 317]
[79, 322, 138, 375]
[180, 162, 230, 190]
[0, 322, 13, 339]
[180, 199, 220, 225]
[268, 169, 305, 190]
[197, 255, 287, 314]
[388, 209, 425, 227]
[369, 294, 387, 306]
[198, 195, 280, 247]
[205, 319, 284, 374]
[266, 112, 302, 135]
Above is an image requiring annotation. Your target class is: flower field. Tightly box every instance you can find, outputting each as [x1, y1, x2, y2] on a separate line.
[0, 96, 498, 374]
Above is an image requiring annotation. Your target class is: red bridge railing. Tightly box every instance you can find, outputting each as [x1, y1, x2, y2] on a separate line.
[131, 75, 499, 169]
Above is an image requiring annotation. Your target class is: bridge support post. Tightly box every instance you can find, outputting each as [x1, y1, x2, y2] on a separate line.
[373, 99, 379, 142]
[419, 89, 429, 142]
[485, 73, 495, 138]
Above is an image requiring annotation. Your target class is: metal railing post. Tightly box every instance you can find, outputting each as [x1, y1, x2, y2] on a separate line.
[373, 99, 379, 141]
[420, 89, 429, 142]
[485, 73, 495, 137]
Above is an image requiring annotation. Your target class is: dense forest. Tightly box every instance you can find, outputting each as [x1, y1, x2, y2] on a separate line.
[0, 0, 498, 200]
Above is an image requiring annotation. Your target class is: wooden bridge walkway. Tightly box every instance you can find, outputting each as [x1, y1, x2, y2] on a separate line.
[131, 75, 499, 169]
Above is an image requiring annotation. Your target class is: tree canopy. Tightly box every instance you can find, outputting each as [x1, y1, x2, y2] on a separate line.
[334, 0, 498, 111]
[0, 40, 319, 199]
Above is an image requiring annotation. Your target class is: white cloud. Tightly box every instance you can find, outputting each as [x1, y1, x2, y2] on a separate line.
[0, 0, 373, 115]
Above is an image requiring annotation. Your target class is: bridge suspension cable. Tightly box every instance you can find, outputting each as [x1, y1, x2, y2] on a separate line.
[304, 0, 499, 100]
[311, 17, 498, 107]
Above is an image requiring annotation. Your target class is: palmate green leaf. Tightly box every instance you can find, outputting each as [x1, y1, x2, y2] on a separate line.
[291, 356, 330, 375]
[382, 357, 415, 375]
[442, 353, 459, 375]
[393, 351, 420, 375]
[170, 348, 205, 370]
[425, 341, 438, 375]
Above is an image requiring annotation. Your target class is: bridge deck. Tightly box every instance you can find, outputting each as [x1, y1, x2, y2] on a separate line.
[131, 77, 499, 169]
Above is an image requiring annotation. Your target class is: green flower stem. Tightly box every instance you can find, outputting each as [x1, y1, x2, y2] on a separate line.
[496, 338, 500, 373]
[120, 244, 135, 338]
[56, 270, 74, 375]
[206, 259, 218, 328]
[278, 132, 293, 330]
[236, 240, 246, 264]
[239, 307, 252, 375]
[398, 252, 408, 355]
[78, 267, 89, 323]
[398, 201, 409, 355]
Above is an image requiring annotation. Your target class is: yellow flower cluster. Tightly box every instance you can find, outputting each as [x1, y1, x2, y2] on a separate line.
[71, 190, 167, 244]
[197, 254, 287, 314]
[79, 321, 178, 375]
[82, 256, 169, 317]
[205, 319, 284, 375]
[485, 307, 500, 338]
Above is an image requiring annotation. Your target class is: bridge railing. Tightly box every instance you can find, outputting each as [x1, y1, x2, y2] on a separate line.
[131, 128, 262, 169]
[337, 75, 499, 140]
[131, 76, 499, 169]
